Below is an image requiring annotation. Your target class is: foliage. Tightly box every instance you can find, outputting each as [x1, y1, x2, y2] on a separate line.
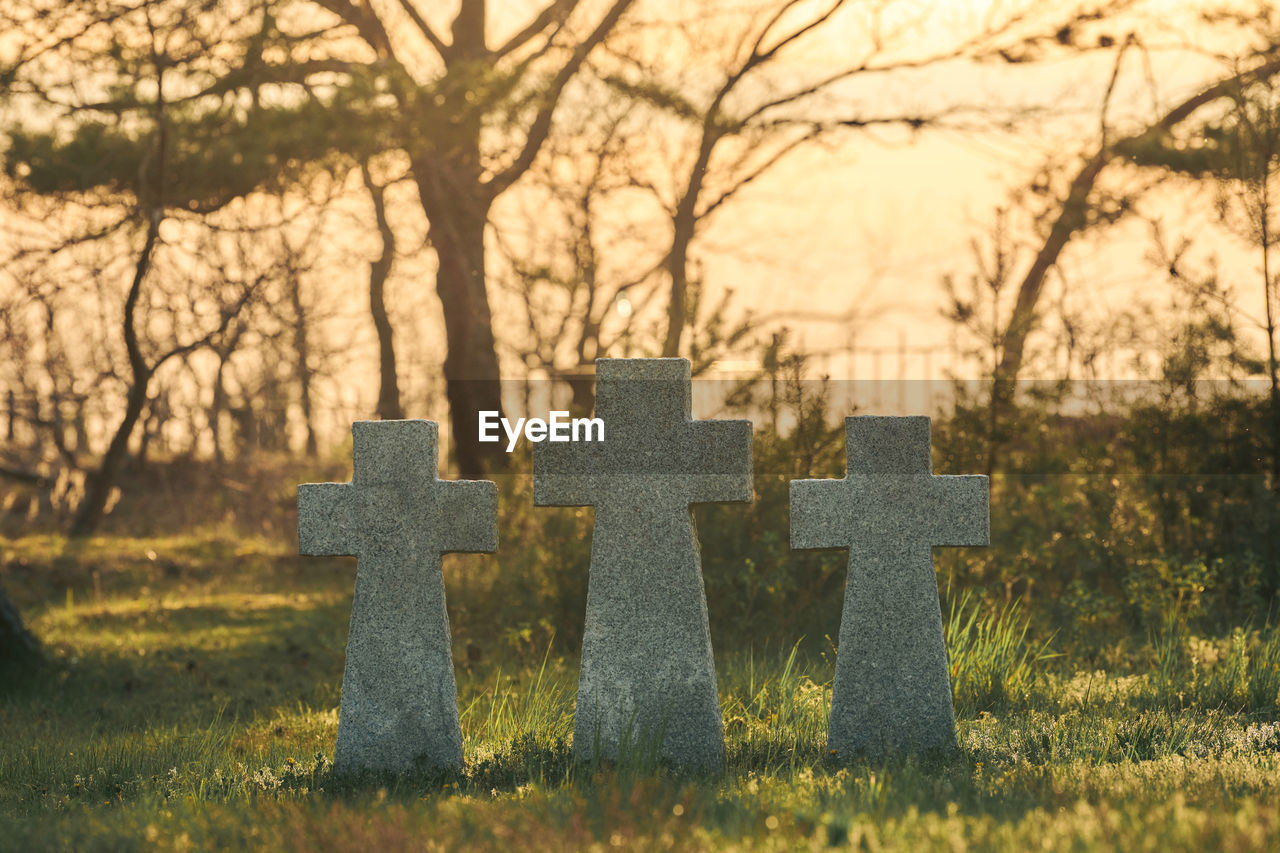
[938, 365, 1280, 652]
[1122, 78, 1280, 185]
[3, 338, 1279, 846]
[698, 344, 849, 654]
[4, 98, 374, 213]
[8, 322, 1280, 653]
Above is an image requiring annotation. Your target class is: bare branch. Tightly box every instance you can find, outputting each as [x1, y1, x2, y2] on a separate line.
[494, 0, 580, 60]
[392, 0, 450, 60]
[486, 0, 636, 197]
[696, 127, 820, 221]
[309, 0, 397, 59]
[1099, 34, 1139, 144]
[62, 59, 368, 113]
[747, 0, 844, 71]
[153, 283, 259, 371]
[0, 465, 53, 487]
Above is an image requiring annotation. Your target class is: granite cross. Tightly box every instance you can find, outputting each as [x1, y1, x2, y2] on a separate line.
[534, 358, 752, 771]
[297, 420, 496, 774]
[790, 416, 988, 758]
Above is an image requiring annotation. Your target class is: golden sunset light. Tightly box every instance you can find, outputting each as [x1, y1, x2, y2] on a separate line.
[4, 2, 1280, 849]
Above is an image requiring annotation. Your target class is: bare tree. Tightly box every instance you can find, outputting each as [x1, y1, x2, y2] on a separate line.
[993, 46, 1280, 413]
[68, 10, 257, 536]
[501, 0, 1119, 399]
[361, 162, 405, 422]
[1125, 76, 1280, 485]
[590, 0, 1125, 360]
[4, 0, 643, 476]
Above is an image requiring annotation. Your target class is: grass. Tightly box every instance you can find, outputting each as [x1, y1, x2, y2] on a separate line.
[946, 590, 1058, 716]
[6, 535, 1280, 850]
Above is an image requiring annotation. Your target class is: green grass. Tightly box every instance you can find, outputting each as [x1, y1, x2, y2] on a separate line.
[6, 535, 1280, 851]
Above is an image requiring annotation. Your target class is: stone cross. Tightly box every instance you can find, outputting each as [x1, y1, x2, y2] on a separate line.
[790, 416, 988, 758]
[534, 358, 752, 771]
[297, 420, 496, 774]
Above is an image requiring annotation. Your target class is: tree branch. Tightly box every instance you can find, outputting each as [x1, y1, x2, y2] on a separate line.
[696, 127, 820, 221]
[494, 0, 579, 59]
[153, 284, 259, 372]
[0, 465, 52, 487]
[486, 0, 636, 197]
[66, 59, 368, 113]
[746, 0, 843, 72]
[309, 0, 397, 59]
[392, 0, 450, 60]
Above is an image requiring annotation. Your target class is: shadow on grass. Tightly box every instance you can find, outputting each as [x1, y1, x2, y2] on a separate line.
[3, 596, 350, 738]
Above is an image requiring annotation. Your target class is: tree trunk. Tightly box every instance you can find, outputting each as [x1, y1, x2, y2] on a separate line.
[406, 4, 509, 478]
[136, 399, 156, 471]
[210, 353, 228, 465]
[389, 0, 632, 475]
[993, 148, 1109, 415]
[405, 2, 506, 477]
[0, 584, 39, 668]
[363, 166, 403, 422]
[569, 205, 601, 416]
[413, 161, 506, 480]
[70, 368, 151, 537]
[288, 275, 319, 456]
[69, 214, 160, 538]
[661, 208, 695, 358]
[662, 132, 716, 359]
[1260, 183, 1280, 490]
[70, 56, 169, 538]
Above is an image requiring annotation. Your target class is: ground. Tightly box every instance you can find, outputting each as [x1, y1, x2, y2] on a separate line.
[3, 533, 1280, 851]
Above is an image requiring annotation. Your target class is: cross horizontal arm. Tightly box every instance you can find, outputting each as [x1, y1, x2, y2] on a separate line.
[790, 478, 850, 550]
[438, 479, 499, 554]
[298, 482, 356, 557]
[685, 419, 753, 504]
[924, 475, 989, 547]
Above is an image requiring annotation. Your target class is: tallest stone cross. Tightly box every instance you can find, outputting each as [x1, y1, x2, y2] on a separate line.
[790, 416, 988, 758]
[534, 358, 752, 771]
